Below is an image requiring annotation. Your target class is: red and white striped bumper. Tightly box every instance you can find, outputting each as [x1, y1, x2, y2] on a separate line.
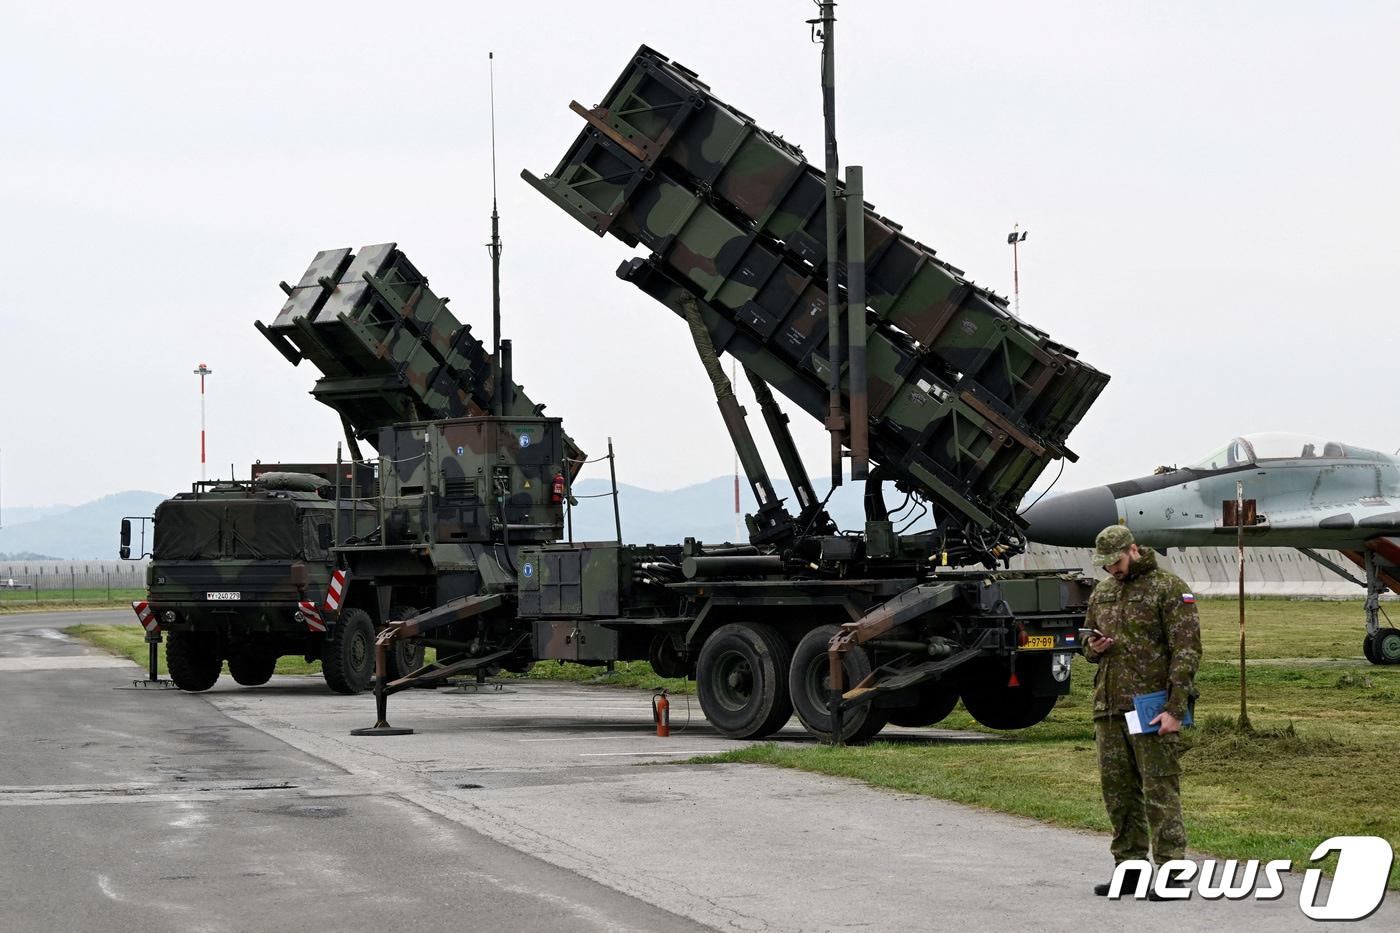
[324, 569, 347, 612]
[132, 600, 159, 635]
[298, 601, 326, 633]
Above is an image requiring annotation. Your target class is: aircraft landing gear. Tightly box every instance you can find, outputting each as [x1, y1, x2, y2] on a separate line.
[1361, 551, 1400, 665]
[1369, 628, 1400, 665]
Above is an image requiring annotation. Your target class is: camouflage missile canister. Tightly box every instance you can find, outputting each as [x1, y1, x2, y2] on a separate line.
[524, 46, 1107, 535]
[256, 243, 582, 467]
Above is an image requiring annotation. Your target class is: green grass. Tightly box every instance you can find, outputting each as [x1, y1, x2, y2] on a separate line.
[699, 598, 1400, 886]
[1, 587, 146, 612]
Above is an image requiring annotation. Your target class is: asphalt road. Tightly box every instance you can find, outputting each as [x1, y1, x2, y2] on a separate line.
[4, 609, 1395, 931]
[0, 611, 706, 933]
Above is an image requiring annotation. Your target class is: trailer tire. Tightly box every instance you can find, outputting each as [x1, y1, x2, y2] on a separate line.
[886, 682, 960, 728]
[166, 632, 221, 692]
[322, 608, 375, 695]
[228, 648, 277, 686]
[696, 623, 793, 739]
[960, 679, 1058, 730]
[384, 607, 427, 681]
[788, 625, 888, 744]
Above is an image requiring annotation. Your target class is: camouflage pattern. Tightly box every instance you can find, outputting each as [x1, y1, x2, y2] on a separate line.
[1092, 524, 1135, 567]
[523, 45, 1108, 559]
[1084, 548, 1202, 719]
[1095, 715, 1186, 863]
[257, 243, 583, 469]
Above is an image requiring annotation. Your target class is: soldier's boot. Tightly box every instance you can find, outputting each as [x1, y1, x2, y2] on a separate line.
[1094, 865, 1148, 897]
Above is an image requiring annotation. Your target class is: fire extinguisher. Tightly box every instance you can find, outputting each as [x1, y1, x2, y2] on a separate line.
[551, 471, 565, 506]
[652, 689, 671, 738]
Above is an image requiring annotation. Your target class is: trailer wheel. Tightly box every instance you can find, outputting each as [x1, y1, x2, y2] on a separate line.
[696, 623, 793, 739]
[1374, 628, 1400, 665]
[384, 607, 427, 681]
[322, 608, 375, 695]
[960, 679, 1058, 730]
[886, 682, 960, 728]
[166, 632, 221, 692]
[228, 648, 277, 686]
[788, 625, 888, 744]
[648, 633, 688, 679]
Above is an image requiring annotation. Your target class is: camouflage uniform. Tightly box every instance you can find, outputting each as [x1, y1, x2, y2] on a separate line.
[1084, 526, 1201, 866]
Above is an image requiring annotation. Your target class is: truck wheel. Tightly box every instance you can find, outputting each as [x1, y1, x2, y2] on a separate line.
[166, 632, 220, 692]
[886, 682, 960, 728]
[788, 625, 887, 744]
[322, 608, 375, 694]
[228, 649, 277, 686]
[648, 633, 688, 679]
[696, 623, 793, 739]
[960, 679, 1057, 730]
[384, 608, 426, 681]
[1375, 628, 1400, 665]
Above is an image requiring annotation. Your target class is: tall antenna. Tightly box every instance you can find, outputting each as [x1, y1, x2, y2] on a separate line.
[488, 51, 504, 414]
[810, 0, 844, 490]
[1007, 224, 1027, 315]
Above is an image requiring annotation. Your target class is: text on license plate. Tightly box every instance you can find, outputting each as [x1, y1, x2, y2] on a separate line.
[206, 591, 242, 601]
[1022, 635, 1055, 650]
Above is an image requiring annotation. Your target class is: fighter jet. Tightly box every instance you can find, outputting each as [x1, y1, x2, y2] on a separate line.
[1021, 432, 1400, 665]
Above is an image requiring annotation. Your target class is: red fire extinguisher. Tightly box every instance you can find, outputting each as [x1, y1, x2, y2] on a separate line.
[652, 689, 671, 738]
[551, 471, 565, 506]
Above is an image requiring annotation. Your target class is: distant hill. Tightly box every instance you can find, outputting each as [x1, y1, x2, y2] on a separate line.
[0, 477, 934, 559]
[0, 504, 73, 527]
[0, 491, 166, 559]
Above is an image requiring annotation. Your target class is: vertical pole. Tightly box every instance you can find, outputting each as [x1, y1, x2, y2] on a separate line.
[818, 0, 844, 489]
[335, 442, 343, 548]
[488, 52, 504, 416]
[1236, 479, 1250, 731]
[607, 438, 622, 544]
[845, 165, 868, 481]
[71, 567, 75, 605]
[564, 460, 573, 544]
[194, 363, 212, 483]
[1012, 226, 1020, 316]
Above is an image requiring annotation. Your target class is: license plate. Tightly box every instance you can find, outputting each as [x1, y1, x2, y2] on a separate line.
[1023, 635, 1055, 650]
[206, 591, 242, 601]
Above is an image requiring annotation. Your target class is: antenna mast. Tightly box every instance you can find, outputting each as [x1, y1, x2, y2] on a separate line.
[489, 51, 504, 415]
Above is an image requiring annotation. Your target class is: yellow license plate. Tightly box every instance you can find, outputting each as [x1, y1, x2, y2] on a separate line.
[1023, 635, 1055, 650]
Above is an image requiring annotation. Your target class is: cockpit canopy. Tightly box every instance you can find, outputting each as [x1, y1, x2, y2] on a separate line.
[1188, 432, 1371, 471]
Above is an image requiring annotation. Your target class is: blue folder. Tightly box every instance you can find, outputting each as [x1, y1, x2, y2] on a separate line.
[1132, 690, 1194, 733]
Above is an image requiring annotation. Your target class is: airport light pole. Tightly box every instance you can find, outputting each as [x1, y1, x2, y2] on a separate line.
[194, 363, 212, 482]
[1007, 225, 1027, 315]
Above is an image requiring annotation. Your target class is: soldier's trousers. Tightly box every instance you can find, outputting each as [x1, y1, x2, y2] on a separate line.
[1094, 714, 1186, 864]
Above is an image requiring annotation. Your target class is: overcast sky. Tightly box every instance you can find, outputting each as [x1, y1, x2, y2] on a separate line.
[1, 0, 1396, 510]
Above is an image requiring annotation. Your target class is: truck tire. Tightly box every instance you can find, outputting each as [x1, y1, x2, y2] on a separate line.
[384, 608, 426, 681]
[322, 608, 375, 695]
[696, 623, 793, 739]
[166, 632, 221, 692]
[788, 624, 887, 744]
[228, 649, 277, 686]
[886, 682, 960, 728]
[960, 679, 1058, 730]
[648, 633, 688, 679]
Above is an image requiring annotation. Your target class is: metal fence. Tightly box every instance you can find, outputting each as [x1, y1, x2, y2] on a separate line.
[0, 561, 149, 605]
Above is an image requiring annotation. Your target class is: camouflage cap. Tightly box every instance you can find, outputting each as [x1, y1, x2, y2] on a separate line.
[1092, 524, 1135, 567]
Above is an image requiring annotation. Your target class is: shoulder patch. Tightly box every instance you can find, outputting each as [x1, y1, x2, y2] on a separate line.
[1181, 592, 1196, 604]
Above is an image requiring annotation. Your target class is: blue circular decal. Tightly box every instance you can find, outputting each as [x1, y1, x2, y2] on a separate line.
[522, 562, 534, 578]
[456, 446, 465, 455]
[519, 434, 532, 448]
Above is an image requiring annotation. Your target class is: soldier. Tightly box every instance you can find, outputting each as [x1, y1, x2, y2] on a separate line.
[1083, 524, 1201, 896]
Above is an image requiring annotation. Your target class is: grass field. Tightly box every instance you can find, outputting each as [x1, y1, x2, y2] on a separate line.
[67, 599, 1398, 884]
[1, 587, 145, 612]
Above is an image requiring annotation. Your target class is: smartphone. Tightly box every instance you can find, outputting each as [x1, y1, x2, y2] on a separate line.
[1078, 627, 1103, 642]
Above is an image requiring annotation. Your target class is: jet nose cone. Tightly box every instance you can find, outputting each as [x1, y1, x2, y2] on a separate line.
[1022, 486, 1119, 547]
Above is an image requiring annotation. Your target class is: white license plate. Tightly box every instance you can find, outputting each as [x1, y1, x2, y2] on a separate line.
[206, 591, 242, 601]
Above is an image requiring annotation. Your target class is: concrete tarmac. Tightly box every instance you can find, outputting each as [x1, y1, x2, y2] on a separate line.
[3, 609, 1395, 931]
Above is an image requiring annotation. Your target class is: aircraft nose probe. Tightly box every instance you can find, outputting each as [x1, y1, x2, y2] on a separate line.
[1021, 486, 1120, 547]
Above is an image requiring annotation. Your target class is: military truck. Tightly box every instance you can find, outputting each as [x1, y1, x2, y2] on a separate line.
[122, 464, 403, 694]
[261, 42, 1109, 743]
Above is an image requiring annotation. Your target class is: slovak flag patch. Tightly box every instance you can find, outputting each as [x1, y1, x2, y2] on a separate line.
[1182, 593, 1196, 604]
